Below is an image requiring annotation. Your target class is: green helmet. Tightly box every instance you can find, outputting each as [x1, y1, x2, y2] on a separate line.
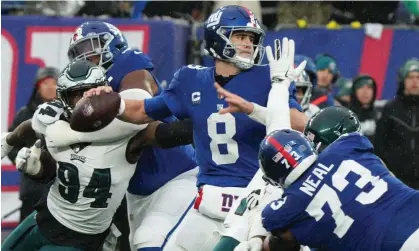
[57, 60, 108, 119]
[304, 106, 361, 151]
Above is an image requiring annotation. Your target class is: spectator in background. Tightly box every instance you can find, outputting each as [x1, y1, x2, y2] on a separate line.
[142, 1, 208, 21]
[1, 1, 25, 15]
[277, 1, 332, 25]
[295, 54, 317, 86]
[330, 1, 400, 24]
[24, 1, 84, 17]
[348, 75, 377, 141]
[375, 58, 419, 189]
[334, 77, 352, 107]
[76, 1, 132, 18]
[7, 66, 59, 222]
[310, 54, 339, 108]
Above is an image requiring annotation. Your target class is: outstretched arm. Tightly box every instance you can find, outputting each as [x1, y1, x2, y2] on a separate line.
[126, 119, 194, 161]
[2, 119, 38, 160]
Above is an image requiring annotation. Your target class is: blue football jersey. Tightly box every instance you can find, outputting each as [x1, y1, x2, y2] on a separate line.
[107, 48, 197, 196]
[159, 64, 302, 188]
[262, 133, 419, 251]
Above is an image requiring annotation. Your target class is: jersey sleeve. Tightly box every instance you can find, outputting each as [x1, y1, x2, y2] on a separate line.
[107, 49, 154, 91]
[32, 101, 64, 135]
[159, 68, 189, 119]
[288, 82, 303, 112]
[262, 194, 305, 232]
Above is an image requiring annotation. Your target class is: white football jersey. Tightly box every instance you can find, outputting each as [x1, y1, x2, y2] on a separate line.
[32, 100, 138, 234]
[47, 137, 136, 234]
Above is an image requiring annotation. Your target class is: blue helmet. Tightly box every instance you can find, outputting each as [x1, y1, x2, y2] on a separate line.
[67, 21, 129, 72]
[295, 54, 317, 86]
[204, 5, 265, 70]
[258, 129, 318, 188]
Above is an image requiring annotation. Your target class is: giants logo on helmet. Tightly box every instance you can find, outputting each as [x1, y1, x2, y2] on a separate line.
[207, 9, 223, 28]
[72, 27, 83, 43]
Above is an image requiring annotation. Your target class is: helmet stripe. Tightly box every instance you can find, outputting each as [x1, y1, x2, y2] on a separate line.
[243, 7, 257, 28]
[267, 136, 297, 168]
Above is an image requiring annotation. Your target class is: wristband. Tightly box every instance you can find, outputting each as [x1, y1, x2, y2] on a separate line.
[118, 99, 126, 116]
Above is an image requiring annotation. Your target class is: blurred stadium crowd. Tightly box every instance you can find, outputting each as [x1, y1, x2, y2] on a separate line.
[2, 1, 419, 27]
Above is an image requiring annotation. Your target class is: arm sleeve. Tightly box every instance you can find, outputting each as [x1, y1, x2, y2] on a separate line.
[144, 96, 173, 121]
[159, 69, 189, 119]
[248, 82, 302, 129]
[266, 81, 292, 134]
[7, 109, 32, 163]
[155, 119, 194, 149]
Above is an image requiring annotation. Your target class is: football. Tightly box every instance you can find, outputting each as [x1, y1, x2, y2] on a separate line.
[70, 91, 121, 132]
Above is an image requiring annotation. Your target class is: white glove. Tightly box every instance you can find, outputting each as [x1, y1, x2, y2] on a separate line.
[247, 189, 262, 211]
[1, 132, 13, 159]
[234, 237, 263, 251]
[266, 38, 307, 84]
[16, 140, 42, 176]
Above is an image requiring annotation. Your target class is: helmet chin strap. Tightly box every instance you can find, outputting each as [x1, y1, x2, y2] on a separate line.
[232, 55, 254, 70]
[229, 45, 260, 70]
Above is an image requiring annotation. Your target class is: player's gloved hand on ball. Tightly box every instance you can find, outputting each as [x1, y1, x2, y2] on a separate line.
[234, 237, 263, 251]
[16, 140, 42, 175]
[1, 132, 13, 159]
[266, 37, 307, 84]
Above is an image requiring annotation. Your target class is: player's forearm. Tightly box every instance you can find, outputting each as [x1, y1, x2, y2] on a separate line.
[266, 82, 291, 134]
[118, 99, 153, 124]
[6, 119, 37, 147]
[129, 119, 194, 153]
[290, 109, 309, 133]
[155, 119, 194, 148]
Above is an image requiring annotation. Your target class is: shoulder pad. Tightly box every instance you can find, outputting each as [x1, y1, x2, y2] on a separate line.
[178, 64, 209, 80]
[32, 101, 64, 134]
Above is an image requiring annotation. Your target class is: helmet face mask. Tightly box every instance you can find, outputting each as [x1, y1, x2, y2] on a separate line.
[68, 21, 128, 72]
[68, 33, 114, 71]
[295, 71, 313, 111]
[216, 27, 266, 70]
[57, 60, 108, 120]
